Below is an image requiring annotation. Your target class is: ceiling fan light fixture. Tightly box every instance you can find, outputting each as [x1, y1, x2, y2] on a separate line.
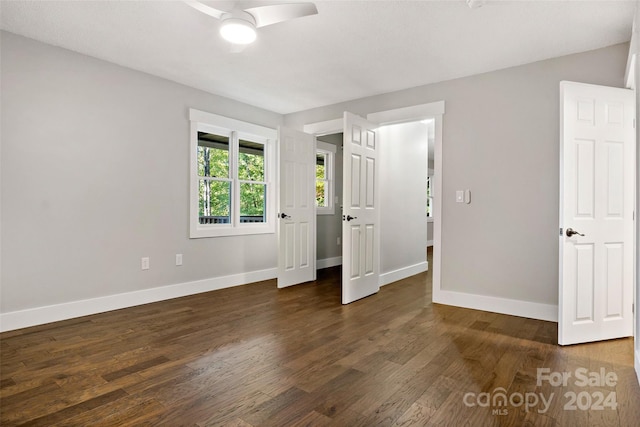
[220, 17, 257, 45]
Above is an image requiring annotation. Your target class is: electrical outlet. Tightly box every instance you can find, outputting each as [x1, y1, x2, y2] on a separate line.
[176, 254, 183, 266]
[141, 257, 150, 270]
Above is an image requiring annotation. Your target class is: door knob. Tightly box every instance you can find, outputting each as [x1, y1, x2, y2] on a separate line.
[279, 212, 291, 219]
[344, 215, 357, 221]
[566, 228, 584, 237]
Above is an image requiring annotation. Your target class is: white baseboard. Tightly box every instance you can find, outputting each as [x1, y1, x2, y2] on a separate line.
[0, 268, 277, 332]
[427, 240, 434, 247]
[432, 289, 558, 322]
[317, 256, 342, 269]
[380, 261, 429, 287]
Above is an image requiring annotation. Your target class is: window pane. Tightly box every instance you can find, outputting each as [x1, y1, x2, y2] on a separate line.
[199, 179, 231, 224]
[198, 132, 229, 178]
[316, 180, 327, 207]
[240, 182, 266, 223]
[238, 139, 265, 181]
[316, 153, 326, 179]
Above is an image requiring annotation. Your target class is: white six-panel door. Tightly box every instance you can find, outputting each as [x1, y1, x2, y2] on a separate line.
[342, 112, 380, 304]
[559, 81, 635, 345]
[277, 127, 316, 288]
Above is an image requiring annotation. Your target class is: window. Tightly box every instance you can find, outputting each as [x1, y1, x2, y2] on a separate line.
[316, 140, 336, 215]
[316, 152, 328, 206]
[190, 109, 276, 238]
[198, 132, 231, 224]
[238, 139, 267, 223]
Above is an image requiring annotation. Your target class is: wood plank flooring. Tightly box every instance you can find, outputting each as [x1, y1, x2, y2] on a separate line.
[2, 250, 639, 426]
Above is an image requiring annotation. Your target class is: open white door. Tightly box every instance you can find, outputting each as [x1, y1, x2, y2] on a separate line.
[559, 81, 635, 345]
[342, 112, 380, 304]
[277, 127, 316, 288]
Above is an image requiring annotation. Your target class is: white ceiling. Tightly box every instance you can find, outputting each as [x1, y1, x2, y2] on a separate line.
[1, 0, 635, 114]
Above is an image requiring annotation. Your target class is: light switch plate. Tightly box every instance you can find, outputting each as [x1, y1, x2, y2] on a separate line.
[456, 190, 464, 203]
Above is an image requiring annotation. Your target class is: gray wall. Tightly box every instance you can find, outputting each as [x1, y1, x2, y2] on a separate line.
[1, 31, 630, 318]
[1, 32, 283, 313]
[285, 43, 629, 306]
[316, 133, 343, 261]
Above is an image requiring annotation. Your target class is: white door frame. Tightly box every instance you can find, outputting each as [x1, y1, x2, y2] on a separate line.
[636, 68, 640, 387]
[629, 49, 640, 385]
[303, 119, 343, 136]
[303, 101, 445, 290]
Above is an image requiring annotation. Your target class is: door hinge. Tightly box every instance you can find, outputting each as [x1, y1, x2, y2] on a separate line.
[559, 227, 563, 236]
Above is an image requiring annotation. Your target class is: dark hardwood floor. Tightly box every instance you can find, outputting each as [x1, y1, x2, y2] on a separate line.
[1, 249, 639, 426]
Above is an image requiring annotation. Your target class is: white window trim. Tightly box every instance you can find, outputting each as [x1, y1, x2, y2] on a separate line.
[316, 140, 336, 215]
[189, 108, 277, 238]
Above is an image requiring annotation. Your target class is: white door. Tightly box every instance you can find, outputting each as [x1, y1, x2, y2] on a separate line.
[277, 127, 316, 288]
[342, 112, 381, 304]
[559, 81, 635, 345]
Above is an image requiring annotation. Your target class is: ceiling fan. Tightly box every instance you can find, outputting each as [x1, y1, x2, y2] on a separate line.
[184, 1, 318, 46]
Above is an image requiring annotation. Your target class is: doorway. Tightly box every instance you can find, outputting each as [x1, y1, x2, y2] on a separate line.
[315, 133, 343, 270]
[302, 101, 445, 298]
[312, 123, 431, 281]
[376, 120, 430, 280]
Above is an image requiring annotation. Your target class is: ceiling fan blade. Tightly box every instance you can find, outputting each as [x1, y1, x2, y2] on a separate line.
[244, 3, 318, 28]
[183, 0, 225, 20]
